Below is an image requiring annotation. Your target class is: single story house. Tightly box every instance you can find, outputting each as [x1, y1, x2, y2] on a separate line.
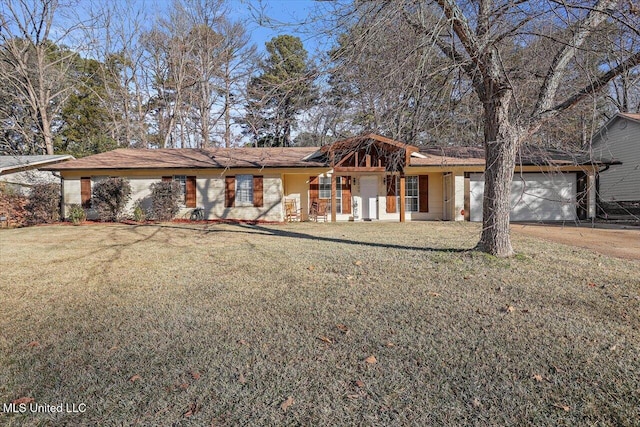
[590, 112, 640, 215]
[0, 155, 75, 195]
[45, 134, 613, 223]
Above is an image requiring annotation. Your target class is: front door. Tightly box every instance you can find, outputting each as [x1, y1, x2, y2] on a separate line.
[360, 176, 378, 220]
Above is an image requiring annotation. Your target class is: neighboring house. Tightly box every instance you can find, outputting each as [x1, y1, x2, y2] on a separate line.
[590, 112, 640, 215]
[0, 155, 75, 195]
[45, 134, 612, 223]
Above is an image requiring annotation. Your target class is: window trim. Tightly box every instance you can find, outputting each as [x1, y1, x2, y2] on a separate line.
[235, 174, 254, 206]
[173, 175, 187, 206]
[396, 176, 419, 213]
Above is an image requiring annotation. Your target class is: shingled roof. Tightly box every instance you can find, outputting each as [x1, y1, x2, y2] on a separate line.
[45, 147, 326, 170]
[410, 145, 616, 167]
[0, 155, 74, 174]
[44, 140, 617, 171]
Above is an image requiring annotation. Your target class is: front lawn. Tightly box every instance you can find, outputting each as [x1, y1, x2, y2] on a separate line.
[0, 222, 638, 425]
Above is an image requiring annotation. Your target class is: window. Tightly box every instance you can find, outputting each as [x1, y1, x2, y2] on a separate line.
[319, 176, 331, 199]
[318, 176, 342, 213]
[405, 176, 418, 212]
[236, 175, 253, 205]
[173, 175, 187, 205]
[396, 176, 419, 212]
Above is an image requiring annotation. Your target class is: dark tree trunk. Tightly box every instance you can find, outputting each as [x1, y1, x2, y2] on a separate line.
[477, 89, 519, 257]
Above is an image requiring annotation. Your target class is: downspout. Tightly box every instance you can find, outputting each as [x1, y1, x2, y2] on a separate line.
[595, 164, 611, 219]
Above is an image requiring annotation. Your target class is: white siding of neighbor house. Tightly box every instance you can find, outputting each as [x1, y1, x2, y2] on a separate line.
[592, 117, 640, 202]
[0, 170, 61, 195]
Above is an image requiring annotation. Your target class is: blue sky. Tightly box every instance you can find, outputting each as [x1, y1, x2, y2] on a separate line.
[230, 0, 328, 55]
[144, 0, 328, 55]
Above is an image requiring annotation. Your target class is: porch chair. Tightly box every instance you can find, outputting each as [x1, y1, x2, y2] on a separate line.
[309, 200, 328, 222]
[284, 199, 300, 222]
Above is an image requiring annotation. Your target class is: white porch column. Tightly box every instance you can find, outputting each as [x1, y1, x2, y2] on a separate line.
[454, 172, 465, 221]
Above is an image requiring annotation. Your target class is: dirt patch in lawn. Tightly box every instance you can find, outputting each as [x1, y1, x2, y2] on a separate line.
[511, 223, 640, 260]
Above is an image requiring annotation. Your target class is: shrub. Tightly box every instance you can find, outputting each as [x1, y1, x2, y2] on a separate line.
[26, 183, 60, 225]
[150, 181, 181, 221]
[0, 185, 28, 227]
[91, 177, 132, 222]
[67, 204, 86, 225]
[132, 200, 146, 222]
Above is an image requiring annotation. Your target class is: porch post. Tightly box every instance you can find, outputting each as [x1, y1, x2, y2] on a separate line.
[399, 174, 406, 222]
[454, 171, 465, 221]
[331, 174, 337, 222]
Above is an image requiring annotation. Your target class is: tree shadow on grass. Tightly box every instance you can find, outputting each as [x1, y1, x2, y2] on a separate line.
[142, 222, 471, 254]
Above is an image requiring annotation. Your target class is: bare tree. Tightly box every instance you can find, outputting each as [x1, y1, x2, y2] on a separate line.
[0, 0, 91, 154]
[89, 0, 154, 148]
[328, 0, 640, 256]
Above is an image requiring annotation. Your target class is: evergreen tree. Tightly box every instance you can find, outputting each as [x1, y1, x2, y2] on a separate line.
[244, 35, 316, 147]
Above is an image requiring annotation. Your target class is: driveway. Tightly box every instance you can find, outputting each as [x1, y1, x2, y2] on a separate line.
[511, 223, 640, 261]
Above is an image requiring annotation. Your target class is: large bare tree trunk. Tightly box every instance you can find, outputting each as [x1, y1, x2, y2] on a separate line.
[477, 90, 519, 257]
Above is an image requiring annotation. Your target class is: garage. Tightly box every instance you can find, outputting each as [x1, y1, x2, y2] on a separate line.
[469, 172, 577, 222]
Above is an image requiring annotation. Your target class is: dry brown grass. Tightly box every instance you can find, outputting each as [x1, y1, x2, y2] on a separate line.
[0, 222, 638, 426]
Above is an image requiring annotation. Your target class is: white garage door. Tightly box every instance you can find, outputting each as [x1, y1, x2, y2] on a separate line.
[470, 173, 577, 222]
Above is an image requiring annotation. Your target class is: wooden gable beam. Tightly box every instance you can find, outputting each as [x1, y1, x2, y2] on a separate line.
[334, 151, 356, 168]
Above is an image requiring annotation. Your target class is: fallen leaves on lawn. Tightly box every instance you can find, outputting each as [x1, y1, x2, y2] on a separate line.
[354, 380, 365, 388]
[281, 396, 294, 412]
[428, 292, 440, 297]
[471, 398, 481, 408]
[353, 260, 363, 266]
[364, 355, 377, 364]
[179, 382, 189, 390]
[385, 342, 395, 347]
[336, 324, 349, 334]
[307, 265, 315, 271]
[183, 401, 198, 417]
[533, 374, 544, 382]
[501, 305, 515, 313]
[552, 403, 570, 412]
[238, 373, 246, 384]
[12, 397, 34, 405]
[317, 335, 333, 344]
[26, 341, 39, 347]
[129, 375, 142, 383]
[190, 371, 201, 380]
[237, 339, 248, 346]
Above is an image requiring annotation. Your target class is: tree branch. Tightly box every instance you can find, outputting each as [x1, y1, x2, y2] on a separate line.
[545, 52, 640, 118]
[533, 0, 620, 118]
